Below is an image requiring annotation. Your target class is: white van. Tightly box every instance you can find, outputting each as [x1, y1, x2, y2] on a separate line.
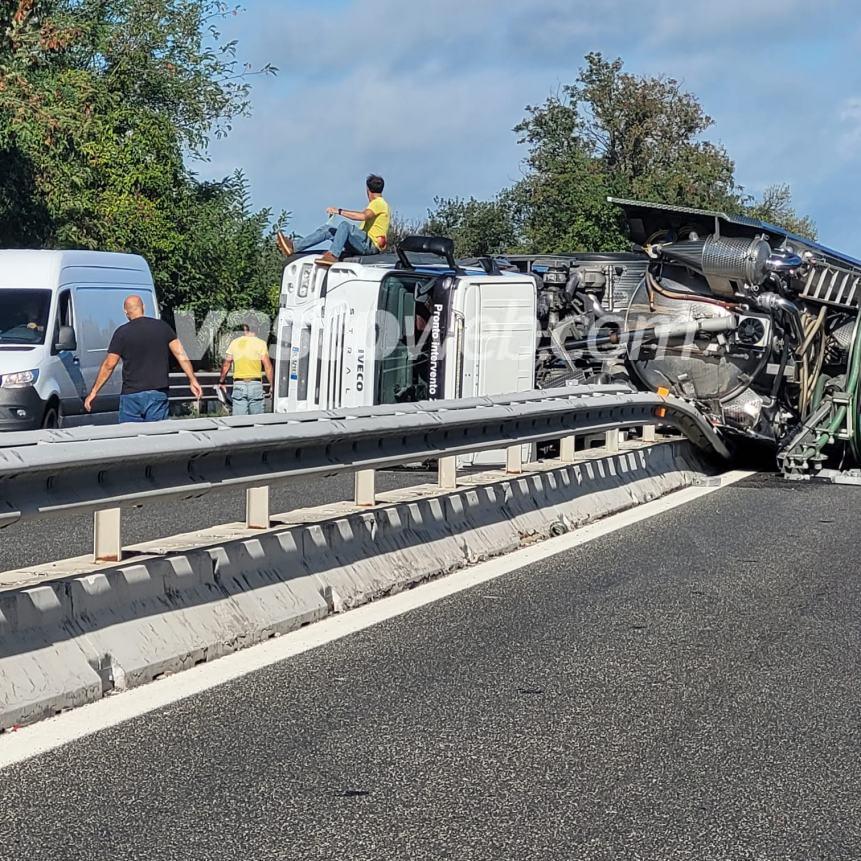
[0, 250, 158, 430]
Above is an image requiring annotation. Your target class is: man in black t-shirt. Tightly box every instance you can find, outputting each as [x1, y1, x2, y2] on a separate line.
[84, 296, 203, 423]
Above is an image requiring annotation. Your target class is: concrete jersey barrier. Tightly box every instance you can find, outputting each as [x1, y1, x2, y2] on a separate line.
[0, 440, 715, 730]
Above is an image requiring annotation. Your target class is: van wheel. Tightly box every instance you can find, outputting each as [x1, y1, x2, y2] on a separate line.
[41, 405, 60, 429]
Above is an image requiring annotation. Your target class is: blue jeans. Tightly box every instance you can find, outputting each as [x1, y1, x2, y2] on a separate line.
[232, 380, 265, 415]
[119, 390, 169, 423]
[294, 219, 378, 258]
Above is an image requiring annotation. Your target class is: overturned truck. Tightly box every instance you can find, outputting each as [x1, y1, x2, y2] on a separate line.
[274, 204, 861, 479]
[551, 198, 861, 480]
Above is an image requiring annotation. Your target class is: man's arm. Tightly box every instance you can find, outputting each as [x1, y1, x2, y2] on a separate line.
[326, 206, 373, 222]
[169, 338, 203, 400]
[261, 352, 274, 387]
[218, 355, 233, 387]
[84, 354, 120, 412]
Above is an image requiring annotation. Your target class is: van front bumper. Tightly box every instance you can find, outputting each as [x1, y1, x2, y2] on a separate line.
[0, 387, 45, 432]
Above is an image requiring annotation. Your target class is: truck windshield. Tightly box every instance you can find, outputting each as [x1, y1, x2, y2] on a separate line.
[376, 273, 438, 404]
[0, 289, 52, 345]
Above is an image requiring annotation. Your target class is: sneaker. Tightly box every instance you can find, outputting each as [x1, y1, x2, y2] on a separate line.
[276, 231, 294, 256]
[315, 251, 338, 267]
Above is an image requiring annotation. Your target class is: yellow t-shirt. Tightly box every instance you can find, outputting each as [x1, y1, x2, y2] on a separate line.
[227, 335, 268, 380]
[362, 196, 390, 249]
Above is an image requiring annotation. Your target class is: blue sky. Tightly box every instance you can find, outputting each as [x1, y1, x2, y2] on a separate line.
[200, 0, 861, 254]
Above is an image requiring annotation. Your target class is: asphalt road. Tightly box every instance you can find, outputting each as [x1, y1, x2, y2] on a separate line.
[0, 475, 859, 860]
[0, 469, 434, 572]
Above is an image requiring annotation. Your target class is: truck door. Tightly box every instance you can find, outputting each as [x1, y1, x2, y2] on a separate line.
[457, 277, 537, 465]
[374, 272, 441, 405]
[458, 278, 537, 398]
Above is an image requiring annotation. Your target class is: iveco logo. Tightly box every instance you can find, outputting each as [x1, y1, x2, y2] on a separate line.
[356, 349, 365, 391]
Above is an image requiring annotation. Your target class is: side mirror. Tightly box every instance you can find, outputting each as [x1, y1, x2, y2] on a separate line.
[55, 325, 77, 352]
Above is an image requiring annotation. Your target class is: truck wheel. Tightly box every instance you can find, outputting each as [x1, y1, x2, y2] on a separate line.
[41, 405, 60, 429]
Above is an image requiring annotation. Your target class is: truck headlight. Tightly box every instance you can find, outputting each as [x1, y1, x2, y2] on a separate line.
[1, 369, 39, 388]
[298, 264, 312, 298]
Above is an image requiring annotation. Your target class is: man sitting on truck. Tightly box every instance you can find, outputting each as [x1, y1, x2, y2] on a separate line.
[276, 174, 390, 266]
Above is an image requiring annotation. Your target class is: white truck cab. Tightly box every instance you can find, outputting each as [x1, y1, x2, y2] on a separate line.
[0, 250, 157, 430]
[274, 237, 538, 417]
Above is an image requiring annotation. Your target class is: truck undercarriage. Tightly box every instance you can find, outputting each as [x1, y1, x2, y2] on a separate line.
[506, 199, 861, 480]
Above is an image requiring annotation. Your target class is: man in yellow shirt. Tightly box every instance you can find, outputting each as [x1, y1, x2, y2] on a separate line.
[276, 174, 390, 267]
[218, 324, 274, 415]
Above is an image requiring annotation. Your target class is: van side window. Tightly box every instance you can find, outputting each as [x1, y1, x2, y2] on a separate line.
[57, 290, 74, 329]
[52, 289, 74, 352]
[74, 288, 130, 353]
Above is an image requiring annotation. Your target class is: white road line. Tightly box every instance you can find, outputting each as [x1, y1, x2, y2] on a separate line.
[0, 470, 754, 769]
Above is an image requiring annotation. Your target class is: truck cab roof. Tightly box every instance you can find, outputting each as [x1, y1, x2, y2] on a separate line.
[283, 251, 510, 283]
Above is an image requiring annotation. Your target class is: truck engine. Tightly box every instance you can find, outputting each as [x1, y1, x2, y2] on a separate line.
[497, 252, 648, 389]
[601, 198, 861, 479]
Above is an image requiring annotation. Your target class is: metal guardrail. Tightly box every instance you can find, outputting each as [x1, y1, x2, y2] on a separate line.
[168, 372, 271, 404]
[0, 385, 729, 561]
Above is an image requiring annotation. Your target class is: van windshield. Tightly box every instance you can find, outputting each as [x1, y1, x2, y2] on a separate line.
[0, 289, 52, 345]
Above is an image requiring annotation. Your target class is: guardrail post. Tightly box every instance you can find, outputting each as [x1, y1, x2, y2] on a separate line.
[355, 469, 376, 506]
[559, 435, 577, 463]
[643, 425, 657, 443]
[246, 486, 270, 529]
[438, 455, 457, 489]
[605, 428, 620, 453]
[506, 445, 523, 474]
[93, 508, 122, 563]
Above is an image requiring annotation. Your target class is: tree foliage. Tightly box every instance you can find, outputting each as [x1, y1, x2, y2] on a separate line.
[513, 52, 747, 252]
[0, 0, 282, 322]
[386, 211, 428, 249]
[425, 194, 519, 258]
[743, 183, 816, 239]
[428, 52, 814, 255]
[0, 0, 273, 152]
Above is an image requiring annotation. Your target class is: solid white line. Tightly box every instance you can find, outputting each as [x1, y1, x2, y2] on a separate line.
[0, 470, 753, 769]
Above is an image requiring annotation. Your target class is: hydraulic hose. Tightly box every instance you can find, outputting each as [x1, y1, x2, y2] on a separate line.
[811, 372, 827, 413]
[755, 294, 806, 351]
[799, 311, 861, 464]
[646, 270, 736, 311]
[848, 313, 861, 463]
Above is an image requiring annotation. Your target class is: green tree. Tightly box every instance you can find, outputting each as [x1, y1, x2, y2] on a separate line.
[0, 0, 272, 154]
[425, 194, 519, 258]
[446, 52, 813, 256]
[512, 52, 751, 252]
[386, 212, 429, 249]
[743, 183, 816, 239]
[512, 151, 625, 254]
[0, 0, 281, 322]
[167, 170, 287, 317]
[570, 53, 741, 209]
